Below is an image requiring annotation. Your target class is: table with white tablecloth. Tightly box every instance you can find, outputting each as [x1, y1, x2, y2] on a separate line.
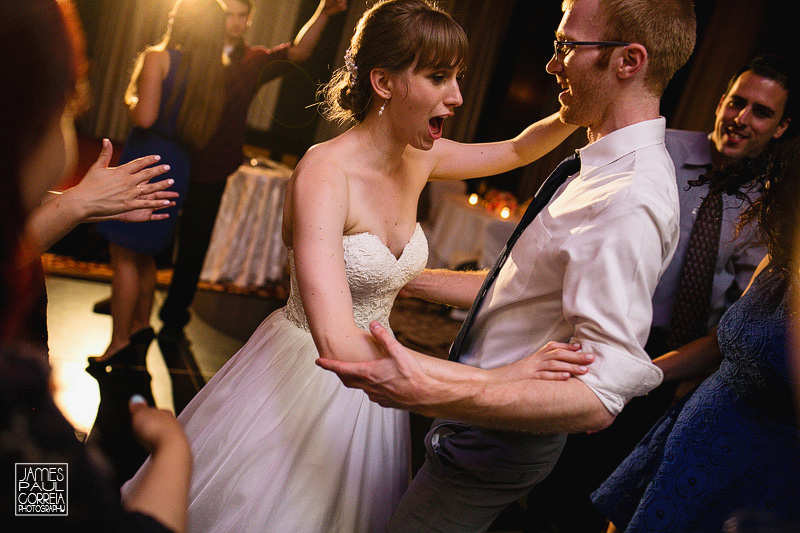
[426, 193, 520, 270]
[200, 161, 293, 287]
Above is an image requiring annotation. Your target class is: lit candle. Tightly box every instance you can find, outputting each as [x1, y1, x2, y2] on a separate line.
[500, 207, 510, 218]
[468, 193, 479, 205]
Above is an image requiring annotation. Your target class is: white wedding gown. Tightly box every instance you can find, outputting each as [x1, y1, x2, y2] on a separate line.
[122, 224, 428, 532]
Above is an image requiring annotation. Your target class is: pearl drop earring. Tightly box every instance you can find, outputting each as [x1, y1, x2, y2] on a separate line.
[378, 99, 387, 116]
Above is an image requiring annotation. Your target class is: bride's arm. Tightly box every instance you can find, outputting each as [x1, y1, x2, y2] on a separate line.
[288, 153, 383, 363]
[427, 112, 578, 181]
[401, 268, 486, 309]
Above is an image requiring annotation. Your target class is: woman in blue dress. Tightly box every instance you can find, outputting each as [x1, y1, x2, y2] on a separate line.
[91, 0, 227, 367]
[592, 141, 800, 532]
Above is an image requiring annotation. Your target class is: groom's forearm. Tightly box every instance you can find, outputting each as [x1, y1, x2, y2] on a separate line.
[410, 353, 614, 434]
[318, 323, 614, 433]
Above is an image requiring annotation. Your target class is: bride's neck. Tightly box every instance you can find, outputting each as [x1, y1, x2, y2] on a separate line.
[350, 118, 408, 174]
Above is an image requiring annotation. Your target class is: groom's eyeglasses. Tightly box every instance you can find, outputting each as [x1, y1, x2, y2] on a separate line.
[553, 40, 630, 60]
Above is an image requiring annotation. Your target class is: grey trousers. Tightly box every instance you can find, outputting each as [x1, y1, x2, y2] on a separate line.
[388, 419, 567, 533]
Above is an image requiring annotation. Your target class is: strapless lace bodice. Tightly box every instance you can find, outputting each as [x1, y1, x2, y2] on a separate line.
[285, 223, 428, 331]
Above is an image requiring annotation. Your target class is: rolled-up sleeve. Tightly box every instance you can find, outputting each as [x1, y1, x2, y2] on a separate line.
[563, 200, 673, 414]
[573, 338, 663, 414]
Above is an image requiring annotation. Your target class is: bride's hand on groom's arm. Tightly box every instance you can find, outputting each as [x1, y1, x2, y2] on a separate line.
[491, 342, 594, 382]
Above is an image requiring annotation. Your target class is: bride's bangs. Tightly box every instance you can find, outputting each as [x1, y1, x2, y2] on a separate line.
[413, 13, 468, 72]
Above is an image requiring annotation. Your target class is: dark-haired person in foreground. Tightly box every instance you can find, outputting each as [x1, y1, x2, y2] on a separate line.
[2, 1, 191, 530]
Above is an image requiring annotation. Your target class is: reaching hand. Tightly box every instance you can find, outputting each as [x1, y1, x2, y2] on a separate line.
[124, 396, 191, 533]
[128, 395, 189, 455]
[316, 321, 429, 410]
[72, 139, 178, 221]
[321, 0, 348, 17]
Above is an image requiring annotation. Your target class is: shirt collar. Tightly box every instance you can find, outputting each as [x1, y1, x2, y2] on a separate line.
[577, 117, 667, 170]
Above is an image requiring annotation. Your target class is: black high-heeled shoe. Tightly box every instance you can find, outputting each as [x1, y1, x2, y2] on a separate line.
[87, 327, 155, 372]
[129, 327, 155, 364]
[86, 342, 138, 370]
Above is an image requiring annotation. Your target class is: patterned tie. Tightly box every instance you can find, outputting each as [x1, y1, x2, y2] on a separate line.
[449, 153, 581, 362]
[667, 186, 723, 349]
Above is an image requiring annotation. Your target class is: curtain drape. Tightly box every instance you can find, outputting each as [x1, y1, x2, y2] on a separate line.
[668, 0, 767, 133]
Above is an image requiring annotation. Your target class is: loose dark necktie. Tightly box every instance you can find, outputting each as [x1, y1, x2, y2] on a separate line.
[667, 186, 723, 350]
[449, 153, 581, 362]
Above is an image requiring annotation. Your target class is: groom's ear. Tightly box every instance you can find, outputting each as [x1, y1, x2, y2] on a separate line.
[370, 68, 392, 100]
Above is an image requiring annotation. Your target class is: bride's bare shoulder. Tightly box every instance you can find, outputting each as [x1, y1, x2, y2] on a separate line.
[289, 142, 353, 206]
[297, 135, 350, 170]
[293, 134, 360, 185]
[283, 137, 355, 246]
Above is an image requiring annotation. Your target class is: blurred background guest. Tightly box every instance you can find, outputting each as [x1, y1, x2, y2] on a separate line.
[157, 0, 347, 344]
[93, 0, 228, 369]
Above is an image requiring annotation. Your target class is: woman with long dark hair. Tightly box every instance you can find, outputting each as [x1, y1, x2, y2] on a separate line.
[592, 140, 800, 531]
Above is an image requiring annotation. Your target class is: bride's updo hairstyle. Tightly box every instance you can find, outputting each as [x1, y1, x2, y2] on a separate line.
[322, 0, 467, 124]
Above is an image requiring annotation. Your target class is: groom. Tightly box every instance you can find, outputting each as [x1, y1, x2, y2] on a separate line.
[317, 0, 697, 530]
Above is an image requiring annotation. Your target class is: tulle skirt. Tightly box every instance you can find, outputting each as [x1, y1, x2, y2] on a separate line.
[123, 309, 410, 532]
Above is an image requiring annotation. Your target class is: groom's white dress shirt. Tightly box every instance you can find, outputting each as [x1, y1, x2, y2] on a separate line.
[460, 118, 680, 415]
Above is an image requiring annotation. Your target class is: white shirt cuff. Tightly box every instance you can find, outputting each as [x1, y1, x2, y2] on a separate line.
[573, 337, 663, 416]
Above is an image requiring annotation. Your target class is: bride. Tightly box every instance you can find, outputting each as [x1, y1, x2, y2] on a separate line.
[123, 0, 588, 530]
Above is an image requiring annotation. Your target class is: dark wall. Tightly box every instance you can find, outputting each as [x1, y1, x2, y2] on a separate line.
[73, 0, 104, 59]
[244, 0, 348, 160]
[466, 1, 564, 194]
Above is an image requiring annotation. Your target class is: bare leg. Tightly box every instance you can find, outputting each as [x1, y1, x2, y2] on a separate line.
[97, 244, 152, 360]
[131, 252, 156, 334]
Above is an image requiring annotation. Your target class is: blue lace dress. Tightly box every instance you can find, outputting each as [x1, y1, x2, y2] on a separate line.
[592, 271, 800, 532]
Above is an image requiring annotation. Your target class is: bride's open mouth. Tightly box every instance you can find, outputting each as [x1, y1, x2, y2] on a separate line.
[429, 116, 445, 139]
